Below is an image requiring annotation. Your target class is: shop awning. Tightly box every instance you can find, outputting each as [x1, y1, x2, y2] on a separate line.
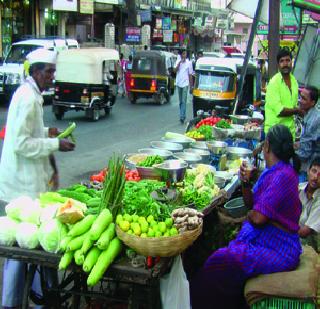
[153, 7, 194, 17]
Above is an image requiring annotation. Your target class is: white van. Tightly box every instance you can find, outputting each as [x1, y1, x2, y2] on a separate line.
[0, 38, 79, 102]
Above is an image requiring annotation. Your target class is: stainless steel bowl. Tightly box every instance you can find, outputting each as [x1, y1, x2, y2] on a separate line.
[174, 152, 202, 165]
[154, 160, 188, 183]
[206, 141, 228, 155]
[227, 147, 253, 160]
[184, 148, 210, 163]
[161, 136, 195, 148]
[214, 176, 226, 188]
[189, 164, 216, 173]
[124, 153, 148, 169]
[191, 141, 208, 150]
[214, 170, 234, 181]
[138, 148, 173, 160]
[136, 166, 162, 180]
[150, 141, 183, 152]
[229, 114, 251, 125]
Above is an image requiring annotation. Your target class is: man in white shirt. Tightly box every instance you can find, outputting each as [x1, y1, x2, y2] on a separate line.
[174, 50, 193, 124]
[0, 49, 75, 308]
[298, 157, 320, 251]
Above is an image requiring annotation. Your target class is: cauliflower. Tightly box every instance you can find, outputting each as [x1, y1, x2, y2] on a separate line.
[194, 174, 205, 188]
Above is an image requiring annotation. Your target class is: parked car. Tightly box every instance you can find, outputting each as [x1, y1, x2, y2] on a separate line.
[0, 38, 79, 103]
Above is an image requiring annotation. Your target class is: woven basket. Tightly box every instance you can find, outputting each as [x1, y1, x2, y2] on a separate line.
[116, 223, 203, 257]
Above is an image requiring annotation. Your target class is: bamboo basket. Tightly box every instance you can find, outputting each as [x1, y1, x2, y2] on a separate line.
[116, 223, 203, 257]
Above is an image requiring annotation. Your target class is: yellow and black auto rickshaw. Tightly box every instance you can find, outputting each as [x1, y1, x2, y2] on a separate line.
[128, 50, 176, 105]
[192, 57, 261, 116]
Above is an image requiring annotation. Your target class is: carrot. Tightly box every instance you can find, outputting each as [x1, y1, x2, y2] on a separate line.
[89, 209, 113, 240]
[68, 215, 96, 237]
[82, 247, 101, 273]
[96, 223, 115, 250]
[87, 237, 122, 286]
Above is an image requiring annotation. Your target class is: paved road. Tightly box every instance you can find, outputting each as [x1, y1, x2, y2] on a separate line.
[0, 93, 193, 187]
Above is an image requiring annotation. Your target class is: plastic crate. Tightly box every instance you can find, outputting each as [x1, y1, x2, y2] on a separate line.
[251, 297, 316, 309]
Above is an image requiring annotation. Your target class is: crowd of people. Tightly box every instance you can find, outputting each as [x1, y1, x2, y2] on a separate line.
[0, 44, 319, 308]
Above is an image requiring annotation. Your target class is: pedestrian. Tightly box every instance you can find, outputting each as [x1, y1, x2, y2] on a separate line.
[0, 48, 75, 308]
[295, 86, 320, 180]
[174, 50, 193, 124]
[298, 157, 320, 251]
[264, 48, 304, 139]
[118, 53, 126, 97]
[124, 55, 133, 95]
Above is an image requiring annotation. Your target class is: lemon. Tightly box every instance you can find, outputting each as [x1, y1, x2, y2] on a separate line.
[147, 228, 155, 237]
[130, 222, 138, 230]
[154, 231, 162, 237]
[127, 230, 133, 235]
[140, 222, 149, 233]
[116, 214, 123, 225]
[132, 214, 139, 222]
[133, 225, 141, 236]
[169, 227, 179, 236]
[138, 216, 147, 225]
[165, 218, 173, 228]
[158, 222, 167, 233]
[141, 233, 147, 238]
[149, 220, 157, 227]
[119, 220, 130, 232]
[123, 214, 133, 223]
[163, 231, 170, 237]
[147, 215, 154, 223]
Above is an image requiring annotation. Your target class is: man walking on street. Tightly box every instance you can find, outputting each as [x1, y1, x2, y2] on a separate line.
[295, 86, 320, 179]
[175, 50, 193, 124]
[0, 49, 75, 308]
[264, 48, 304, 139]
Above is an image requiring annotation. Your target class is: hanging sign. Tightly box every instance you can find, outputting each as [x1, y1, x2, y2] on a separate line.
[53, 0, 77, 11]
[171, 20, 177, 31]
[162, 17, 171, 30]
[125, 27, 141, 43]
[163, 30, 173, 42]
[138, 9, 152, 22]
[80, 0, 94, 14]
[156, 18, 162, 29]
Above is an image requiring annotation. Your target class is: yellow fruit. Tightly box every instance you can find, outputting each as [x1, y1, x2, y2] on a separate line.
[149, 220, 157, 227]
[138, 216, 147, 225]
[130, 222, 138, 230]
[154, 231, 162, 237]
[140, 222, 149, 233]
[116, 214, 123, 225]
[120, 220, 130, 232]
[127, 230, 133, 235]
[170, 227, 179, 236]
[132, 214, 139, 222]
[141, 233, 147, 238]
[147, 215, 154, 223]
[133, 225, 141, 236]
[165, 218, 173, 228]
[147, 228, 155, 237]
[158, 222, 167, 233]
[163, 231, 170, 237]
[123, 214, 132, 223]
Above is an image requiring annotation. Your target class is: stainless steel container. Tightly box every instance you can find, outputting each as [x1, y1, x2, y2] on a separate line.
[229, 114, 251, 125]
[206, 141, 228, 155]
[154, 160, 188, 183]
[184, 148, 210, 163]
[226, 147, 253, 160]
[150, 141, 183, 152]
[174, 152, 202, 165]
[161, 136, 194, 149]
[138, 148, 173, 160]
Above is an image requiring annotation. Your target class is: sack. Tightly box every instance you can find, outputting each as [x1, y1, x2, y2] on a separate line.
[160, 255, 191, 309]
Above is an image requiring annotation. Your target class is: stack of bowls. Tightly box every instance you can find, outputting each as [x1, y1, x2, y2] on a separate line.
[154, 160, 188, 183]
[161, 135, 195, 149]
[150, 141, 183, 152]
[206, 141, 228, 155]
[138, 148, 173, 160]
[226, 147, 252, 160]
[229, 114, 251, 125]
[174, 152, 202, 165]
[184, 148, 210, 164]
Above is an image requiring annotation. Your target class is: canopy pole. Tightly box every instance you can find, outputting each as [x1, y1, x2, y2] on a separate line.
[233, 0, 264, 115]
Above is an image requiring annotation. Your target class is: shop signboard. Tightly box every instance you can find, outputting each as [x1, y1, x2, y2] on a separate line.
[53, 0, 77, 11]
[80, 0, 94, 14]
[171, 20, 177, 31]
[138, 9, 152, 22]
[174, 0, 182, 9]
[153, 29, 163, 39]
[163, 30, 173, 42]
[257, 0, 301, 35]
[125, 27, 141, 43]
[193, 17, 202, 27]
[162, 17, 171, 30]
[156, 18, 162, 29]
[95, 0, 121, 4]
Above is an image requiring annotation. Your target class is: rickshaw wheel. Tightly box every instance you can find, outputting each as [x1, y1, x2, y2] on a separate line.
[92, 108, 100, 121]
[165, 91, 171, 103]
[157, 93, 166, 105]
[104, 107, 111, 115]
[128, 93, 136, 104]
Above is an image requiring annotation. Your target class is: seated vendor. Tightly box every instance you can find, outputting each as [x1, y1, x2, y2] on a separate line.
[298, 157, 320, 251]
[190, 124, 302, 309]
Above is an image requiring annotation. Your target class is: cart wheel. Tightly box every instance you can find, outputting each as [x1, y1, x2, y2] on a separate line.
[158, 93, 166, 105]
[128, 93, 136, 104]
[165, 91, 171, 103]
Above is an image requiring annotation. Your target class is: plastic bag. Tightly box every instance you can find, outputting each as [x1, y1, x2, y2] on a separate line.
[160, 255, 191, 309]
[0, 216, 19, 246]
[16, 222, 39, 249]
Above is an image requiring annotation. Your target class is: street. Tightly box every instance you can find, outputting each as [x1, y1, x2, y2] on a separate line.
[0, 93, 193, 188]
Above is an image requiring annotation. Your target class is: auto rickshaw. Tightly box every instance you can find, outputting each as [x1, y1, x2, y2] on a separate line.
[192, 57, 261, 116]
[52, 48, 119, 121]
[128, 50, 176, 104]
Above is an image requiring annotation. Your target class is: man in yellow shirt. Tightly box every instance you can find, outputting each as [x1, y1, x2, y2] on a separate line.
[264, 49, 304, 139]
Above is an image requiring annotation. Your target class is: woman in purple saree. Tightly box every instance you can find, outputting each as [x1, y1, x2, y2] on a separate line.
[190, 124, 302, 309]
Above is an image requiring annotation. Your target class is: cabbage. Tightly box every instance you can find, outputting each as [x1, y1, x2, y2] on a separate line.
[38, 219, 68, 253]
[0, 216, 19, 246]
[5, 196, 41, 225]
[16, 223, 39, 249]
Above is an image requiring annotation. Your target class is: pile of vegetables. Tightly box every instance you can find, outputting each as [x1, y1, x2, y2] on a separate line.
[195, 116, 221, 128]
[186, 124, 213, 140]
[90, 168, 140, 183]
[215, 119, 232, 129]
[117, 213, 178, 238]
[58, 208, 122, 286]
[122, 180, 177, 221]
[185, 130, 205, 140]
[179, 165, 220, 209]
[137, 155, 164, 167]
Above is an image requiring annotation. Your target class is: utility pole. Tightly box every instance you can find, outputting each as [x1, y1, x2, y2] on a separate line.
[268, 0, 280, 79]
